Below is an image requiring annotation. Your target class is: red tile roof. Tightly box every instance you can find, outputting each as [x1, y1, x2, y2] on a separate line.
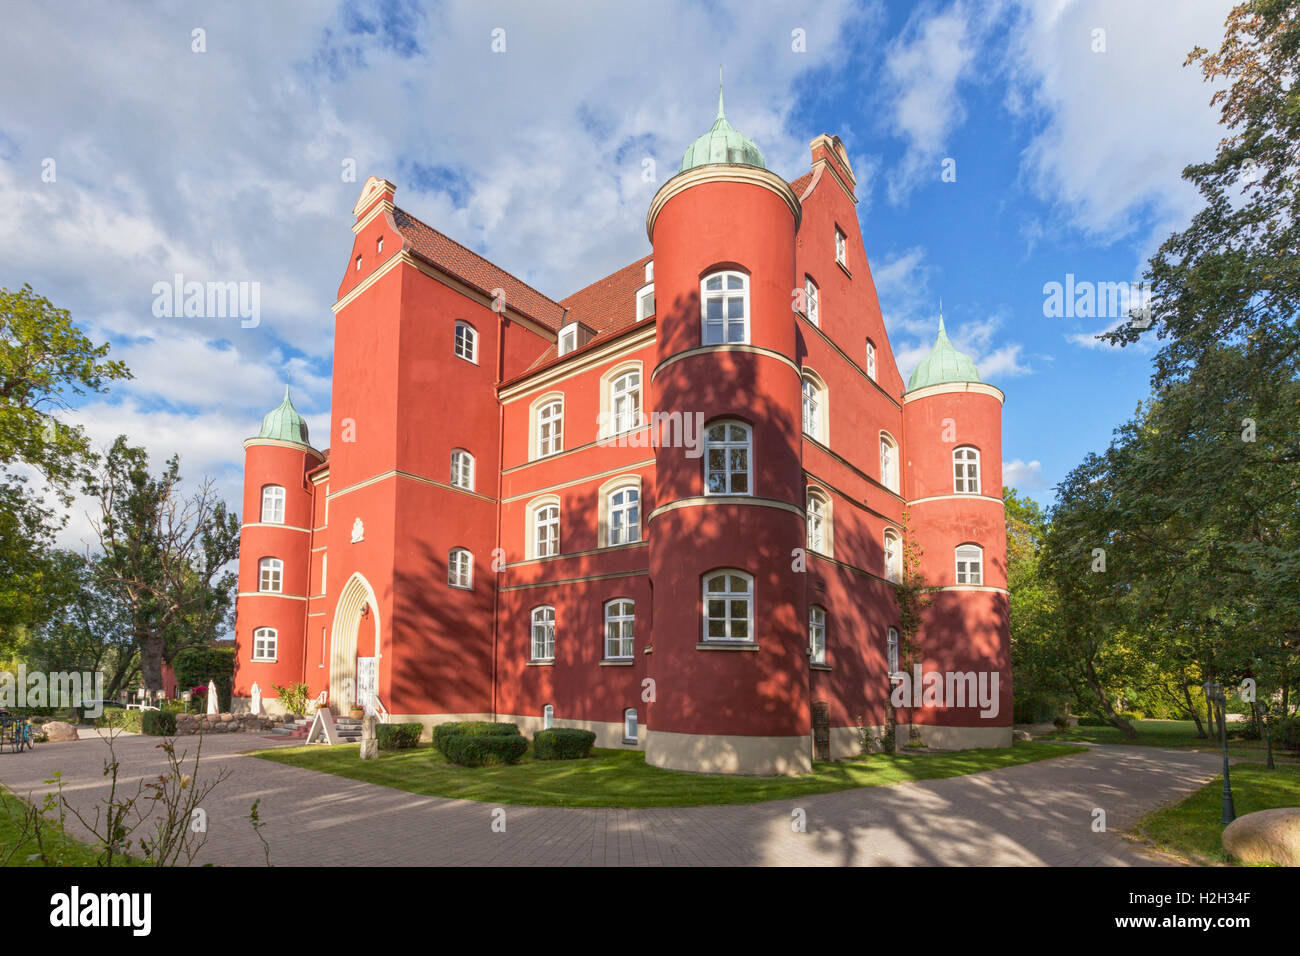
[391, 207, 567, 331]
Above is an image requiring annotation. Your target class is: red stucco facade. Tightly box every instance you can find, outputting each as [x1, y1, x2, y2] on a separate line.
[233, 132, 1012, 774]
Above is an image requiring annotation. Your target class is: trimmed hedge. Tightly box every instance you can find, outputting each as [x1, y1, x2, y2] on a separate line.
[377, 722, 423, 751]
[440, 733, 529, 767]
[142, 710, 177, 736]
[1276, 716, 1300, 753]
[432, 721, 520, 755]
[533, 728, 596, 761]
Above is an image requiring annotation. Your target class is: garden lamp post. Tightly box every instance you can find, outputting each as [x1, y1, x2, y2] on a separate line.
[181, 690, 192, 714]
[1203, 681, 1235, 824]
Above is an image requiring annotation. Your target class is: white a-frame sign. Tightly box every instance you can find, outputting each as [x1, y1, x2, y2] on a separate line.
[305, 706, 340, 745]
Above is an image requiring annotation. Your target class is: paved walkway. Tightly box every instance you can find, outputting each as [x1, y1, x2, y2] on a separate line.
[0, 731, 1223, 866]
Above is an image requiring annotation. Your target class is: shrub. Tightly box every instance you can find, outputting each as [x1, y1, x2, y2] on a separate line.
[173, 645, 236, 711]
[96, 710, 144, 733]
[432, 721, 519, 755]
[533, 728, 597, 760]
[377, 722, 423, 751]
[142, 710, 177, 736]
[272, 681, 311, 716]
[1275, 717, 1300, 753]
[439, 733, 528, 767]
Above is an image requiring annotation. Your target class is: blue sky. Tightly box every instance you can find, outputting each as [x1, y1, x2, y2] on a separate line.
[0, 0, 1235, 544]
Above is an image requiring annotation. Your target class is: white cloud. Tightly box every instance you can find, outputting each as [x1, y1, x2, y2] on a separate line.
[1007, 0, 1234, 245]
[1003, 458, 1045, 489]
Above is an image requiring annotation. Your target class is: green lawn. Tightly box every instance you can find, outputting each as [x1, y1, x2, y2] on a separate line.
[1043, 719, 1297, 762]
[251, 740, 1086, 808]
[1133, 762, 1300, 865]
[0, 786, 137, 867]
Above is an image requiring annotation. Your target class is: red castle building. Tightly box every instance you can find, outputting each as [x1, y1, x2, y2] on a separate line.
[233, 93, 1011, 774]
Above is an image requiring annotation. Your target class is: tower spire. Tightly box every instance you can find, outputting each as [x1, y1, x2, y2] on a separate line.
[717, 65, 725, 121]
[938, 298, 945, 334]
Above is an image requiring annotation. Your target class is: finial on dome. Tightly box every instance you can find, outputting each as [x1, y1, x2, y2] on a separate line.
[717, 65, 725, 120]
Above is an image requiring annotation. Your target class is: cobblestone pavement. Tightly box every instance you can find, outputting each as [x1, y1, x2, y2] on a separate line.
[0, 731, 1223, 866]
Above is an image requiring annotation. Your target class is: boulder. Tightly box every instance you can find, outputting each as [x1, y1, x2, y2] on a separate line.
[1222, 808, 1300, 866]
[42, 721, 79, 743]
[1012, 730, 1033, 743]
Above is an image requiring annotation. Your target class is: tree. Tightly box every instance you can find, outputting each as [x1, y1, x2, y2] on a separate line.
[0, 284, 130, 648]
[892, 509, 932, 747]
[87, 437, 240, 691]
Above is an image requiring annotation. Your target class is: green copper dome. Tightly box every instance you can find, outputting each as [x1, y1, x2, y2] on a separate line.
[679, 82, 766, 173]
[258, 386, 310, 444]
[907, 316, 982, 391]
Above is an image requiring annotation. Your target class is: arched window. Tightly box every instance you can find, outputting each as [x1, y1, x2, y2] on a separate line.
[450, 449, 474, 491]
[953, 446, 980, 494]
[956, 544, 983, 585]
[804, 276, 819, 326]
[529, 499, 561, 559]
[610, 370, 642, 434]
[531, 607, 555, 661]
[258, 557, 283, 593]
[704, 420, 752, 495]
[535, 398, 563, 458]
[887, 626, 900, 674]
[543, 703, 555, 728]
[604, 599, 635, 660]
[701, 271, 749, 345]
[252, 627, 277, 661]
[448, 548, 473, 589]
[623, 707, 638, 743]
[607, 485, 640, 545]
[883, 530, 901, 583]
[806, 488, 831, 556]
[802, 372, 826, 442]
[880, 433, 899, 493]
[260, 485, 285, 524]
[702, 569, 754, 643]
[454, 321, 477, 362]
[809, 605, 826, 664]
[865, 339, 877, 381]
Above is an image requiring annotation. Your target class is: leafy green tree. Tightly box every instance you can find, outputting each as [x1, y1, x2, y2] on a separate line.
[88, 437, 240, 692]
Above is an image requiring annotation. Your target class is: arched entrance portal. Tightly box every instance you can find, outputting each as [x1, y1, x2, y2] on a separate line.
[329, 573, 380, 709]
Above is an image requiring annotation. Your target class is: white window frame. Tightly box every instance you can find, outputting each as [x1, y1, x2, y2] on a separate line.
[880, 433, 899, 493]
[887, 626, 900, 675]
[884, 530, 901, 583]
[448, 547, 473, 589]
[450, 449, 475, 491]
[260, 485, 285, 524]
[531, 607, 556, 662]
[258, 557, 283, 593]
[530, 500, 560, 559]
[610, 370, 642, 435]
[704, 420, 752, 496]
[835, 228, 847, 267]
[702, 569, 754, 643]
[454, 320, 477, 363]
[956, 544, 984, 585]
[623, 708, 638, 742]
[607, 486, 640, 545]
[558, 325, 578, 356]
[536, 399, 563, 458]
[636, 283, 655, 321]
[604, 599, 635, 660]
[809, 605, 826, 664]
[804, 276, 819, 327]
[252, 627, 277, 661]
[806, 489, 830, 556]
[700, 271, 750, 345]
[866, 340, 877, 381]
[954, 446, 980, 494]
[802, 374, 825, 441]
[543, 703, 555, 729]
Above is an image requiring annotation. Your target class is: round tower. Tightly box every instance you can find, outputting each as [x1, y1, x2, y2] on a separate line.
[233, 387, 324, 713]
[643, 86, 811, 774]
[902, 317, 1012, 746]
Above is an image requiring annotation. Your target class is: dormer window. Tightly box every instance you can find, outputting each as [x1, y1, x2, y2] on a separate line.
[559, 326, 578, 356]
[557, 321, 594, 357]
[636, 283, 654, 321]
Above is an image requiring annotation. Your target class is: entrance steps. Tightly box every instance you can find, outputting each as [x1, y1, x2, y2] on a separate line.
[268, 714, 364, 743]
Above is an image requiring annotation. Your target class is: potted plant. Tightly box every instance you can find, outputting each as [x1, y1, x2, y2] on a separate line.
[349, 704, 364, 719]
